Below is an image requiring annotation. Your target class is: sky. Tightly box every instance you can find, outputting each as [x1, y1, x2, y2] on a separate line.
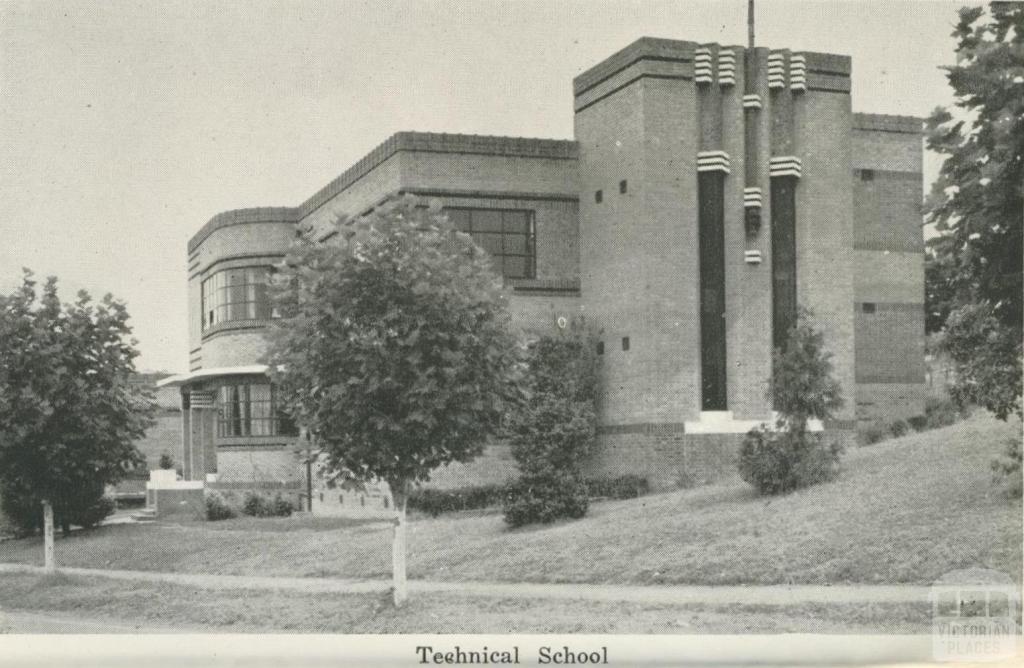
[0, 0, 974, 373]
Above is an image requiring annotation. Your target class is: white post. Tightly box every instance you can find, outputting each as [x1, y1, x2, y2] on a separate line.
[391, 482, 408, 607]
[42, 500, 55, 573]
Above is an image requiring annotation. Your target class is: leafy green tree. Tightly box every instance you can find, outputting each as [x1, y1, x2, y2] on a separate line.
[265, 196, 520, 606]
[739, 310, 844, 495]
[503, 331, 599, 527]
[0, 272, 153, 544]
[924, 3, 1023, 419]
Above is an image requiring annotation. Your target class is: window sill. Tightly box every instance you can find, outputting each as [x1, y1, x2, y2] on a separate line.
[201, 319, 274, 340]
[216, 435, 298, 448]
[506, 277, 581, 294]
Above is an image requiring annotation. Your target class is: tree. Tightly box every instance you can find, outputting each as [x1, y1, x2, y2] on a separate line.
[924, 3, 1023, 419]
[503, 331, 599, 527]
[738, 310, 844, 495]
[265, 196, 520, 606]
[0, 272, 153, 555]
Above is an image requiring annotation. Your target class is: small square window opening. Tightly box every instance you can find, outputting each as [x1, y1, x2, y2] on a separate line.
[862, 302, 876, 314]
[595, 190, 603, 203]
[622, 336, 630, 351]
[619, 179, 628, 194]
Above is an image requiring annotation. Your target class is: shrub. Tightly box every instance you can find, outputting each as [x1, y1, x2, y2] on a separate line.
[738, 310, 844, 495]
[269, 493, 295, 517]
[408, 476, 651, 517]
[907, 415, 928, 432]
[502, 333, 599, 527]
[69, 494, 116, 529]
[991, 438, 1022, 498]
[0, 482, 115, 535]
[0, 486, 42, 536]
[241, 491, 294, 518]
[242, 492, 270, 517]
[925, 396, 964, 430]
[409, 484, 508, 517]
[158, 453, 175, 470]
[860, 421, 888, 446]
[585, 475, 650, 500]
[205, 491, 236, 521]
[739, 429, 842, 495]
[889, 419, 910, 438]
[504, 474, 589, 528]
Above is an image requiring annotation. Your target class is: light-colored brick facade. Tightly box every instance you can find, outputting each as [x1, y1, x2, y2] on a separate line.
[162, 37, 926, 492]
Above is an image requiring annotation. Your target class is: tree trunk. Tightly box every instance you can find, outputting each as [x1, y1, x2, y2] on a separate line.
[42, 500, 55, 573]
[390, 480, 409, 607]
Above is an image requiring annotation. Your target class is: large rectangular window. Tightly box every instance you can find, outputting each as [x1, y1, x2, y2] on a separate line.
[771, 177, 798, 356]
[445, 208, 535, 279]
[201, 267, 273, 330]
[698, 172, 728, 411]
[217, 383, 296, 437]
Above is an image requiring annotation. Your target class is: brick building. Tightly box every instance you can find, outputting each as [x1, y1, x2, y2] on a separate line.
[160, 37, 926, 492]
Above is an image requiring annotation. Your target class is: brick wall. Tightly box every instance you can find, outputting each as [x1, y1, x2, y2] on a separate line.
[794, 80, 857, 423]
[584, 429, 744, 490]
[577, 59, 703, 426]
[853, 171, 923, 252]
[217, 446, 302, 483]
[851, 115, 926, 424]
[424, 443, 519, 489]
[856, 383, 927, 425]
[855, 303, 926, 383]
[198, 330, 270, 369]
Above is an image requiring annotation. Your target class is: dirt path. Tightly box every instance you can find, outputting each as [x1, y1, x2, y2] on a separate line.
[0, 563, 934, 605]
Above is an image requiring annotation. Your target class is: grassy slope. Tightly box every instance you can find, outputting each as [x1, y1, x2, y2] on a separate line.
[0, 413, 1019, 586]
[0, 572, 932, 633]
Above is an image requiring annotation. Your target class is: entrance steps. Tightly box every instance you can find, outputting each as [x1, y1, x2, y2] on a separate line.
[130, 508, 157, 524]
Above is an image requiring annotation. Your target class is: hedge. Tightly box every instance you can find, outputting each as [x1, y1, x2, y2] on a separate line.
[408, 474, 650, 517]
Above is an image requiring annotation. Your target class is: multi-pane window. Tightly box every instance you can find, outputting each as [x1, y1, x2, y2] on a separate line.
[201, 267, 273, 330]
[216, 383, 296, 437]
[445, 208, 535, 279]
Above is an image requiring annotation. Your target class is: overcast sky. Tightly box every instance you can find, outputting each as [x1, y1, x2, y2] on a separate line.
[1, 0, 973, 373]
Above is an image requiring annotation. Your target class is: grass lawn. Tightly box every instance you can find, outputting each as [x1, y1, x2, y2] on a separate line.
[0, 571, 933, 633]
[0, 413, 1020, 587]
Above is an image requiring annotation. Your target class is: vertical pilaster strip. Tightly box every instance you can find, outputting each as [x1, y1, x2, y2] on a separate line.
[743, 49, 763, 242]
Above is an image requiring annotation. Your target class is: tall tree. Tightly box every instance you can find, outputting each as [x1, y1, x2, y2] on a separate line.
[265, 196, 520, 606]
[0, 272, 153, 551]
[924, 3, 1023, 419]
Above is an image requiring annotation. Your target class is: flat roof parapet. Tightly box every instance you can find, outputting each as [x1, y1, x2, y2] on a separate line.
[188, 207, 300, 253]
[574, 37, 699, 97]
[298, 131, 577, 218]
[573, 37, 850, 98]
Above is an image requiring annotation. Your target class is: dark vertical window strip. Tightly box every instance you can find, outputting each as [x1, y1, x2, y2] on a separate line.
[771, 176, 798, 357]
[698, 172, 728, 411]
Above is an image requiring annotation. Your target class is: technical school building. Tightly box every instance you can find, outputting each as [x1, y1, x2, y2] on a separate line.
[160, 37, 926, 492]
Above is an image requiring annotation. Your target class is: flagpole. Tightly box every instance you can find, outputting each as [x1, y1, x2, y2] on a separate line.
[748, 0, 755, 49]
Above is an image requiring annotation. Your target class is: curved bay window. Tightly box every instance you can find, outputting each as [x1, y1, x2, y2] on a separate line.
[445, 208, 535, 279]
[201, 267, 273, 331]
[217, 383, 297, 437]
